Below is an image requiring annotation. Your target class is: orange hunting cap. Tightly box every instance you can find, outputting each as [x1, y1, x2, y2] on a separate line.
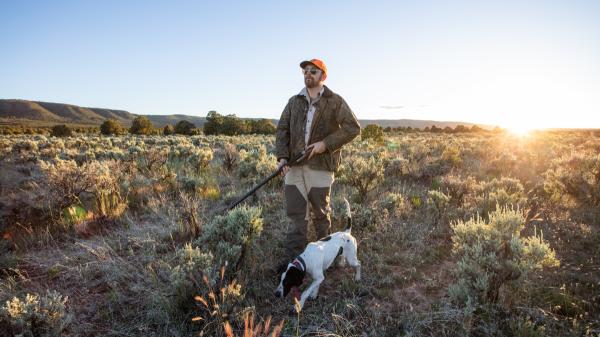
[300, 58, 327, 80]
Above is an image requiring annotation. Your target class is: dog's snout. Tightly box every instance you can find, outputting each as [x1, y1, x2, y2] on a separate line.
[274, 290, 282, 298]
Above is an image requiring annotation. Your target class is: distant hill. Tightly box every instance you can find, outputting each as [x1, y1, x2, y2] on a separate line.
[0, 99, 490, 129]
[0, 99, 136, 125]
[358, 119, 485, 129]
[0, 99, 206, 127]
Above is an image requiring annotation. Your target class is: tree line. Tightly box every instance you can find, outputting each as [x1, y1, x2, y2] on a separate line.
[1, 116, 505, 137]
[0, 111, 278, 136]
[102, 111, 277, 136]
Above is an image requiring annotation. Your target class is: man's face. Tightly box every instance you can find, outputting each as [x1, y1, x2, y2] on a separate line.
[303, 65, 323, 88]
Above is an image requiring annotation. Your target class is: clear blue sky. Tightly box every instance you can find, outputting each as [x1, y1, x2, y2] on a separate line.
[1, 0, 599, 129]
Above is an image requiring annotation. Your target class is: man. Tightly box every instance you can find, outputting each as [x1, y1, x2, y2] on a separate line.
[275, 58, 361, 263]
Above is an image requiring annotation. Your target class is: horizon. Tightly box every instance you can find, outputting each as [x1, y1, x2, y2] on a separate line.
[1, 1, 599, 131]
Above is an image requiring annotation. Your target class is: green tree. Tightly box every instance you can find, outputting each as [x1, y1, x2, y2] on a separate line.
[454, 124, 469, 133]
[203, 111, 224, 135]
[221, 114, 247, 135]
[247, 119, 276, 134]
[430, 125, 442, 133]
[361, 124, 384, 144]
[50, 124, 72, 137]
[471, 125, 484, 132]
[163, 124, 174, 135]
[174, 120, 196, 135]
[129, 116, 154, 135]
[100, 119, 124, 135]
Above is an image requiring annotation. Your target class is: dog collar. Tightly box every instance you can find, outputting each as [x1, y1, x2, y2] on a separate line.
[291, 256, 306, 272]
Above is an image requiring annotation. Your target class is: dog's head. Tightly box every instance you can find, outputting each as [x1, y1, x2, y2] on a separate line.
[274, 263, 305, 298]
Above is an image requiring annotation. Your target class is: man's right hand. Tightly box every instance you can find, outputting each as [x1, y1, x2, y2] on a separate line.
[278, 159, 289, 176]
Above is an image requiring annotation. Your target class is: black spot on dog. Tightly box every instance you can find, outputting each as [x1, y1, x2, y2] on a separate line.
[319, 235, 332, 242]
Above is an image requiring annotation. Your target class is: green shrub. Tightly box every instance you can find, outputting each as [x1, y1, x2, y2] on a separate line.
[351, 201, 388, 231]
[195, 206, 263, 273]
[421, 158, 452, 181]
[0, 290, 70, 337]
[177, 191, 203, 239]
[191, 266, 247, 336]
[379, 192, 408, 217]
[487, 153, 518, 177]
[100, 119, 124, 135]
[362, 124, 384, 144]
[222, 143, 239, 173]
[174, 120, 196, 135]
[469, 177, 526, 220]
[508, 317, 546, 337]
[50, 124, 72, 137]
[544, 152, 600, 224]
[449, 206, 559, 306]
[441, 145, 463, 168]
[169, 244, 214, 323]
[163, 124, 175, 135]
[441, 174, 476, 207]
[425, 190, 452, 224]
[129, 116, 154, 135]
[187, 148, 213, 174]
[178, 175, 205, 194]
[236, 146, 278, 188]
[38, 159, 127, 226]
[338, 155, 384, 203]
[246, 118, 277, 134]
[12, 140, 38, 153]
[384, 156, 410, 179]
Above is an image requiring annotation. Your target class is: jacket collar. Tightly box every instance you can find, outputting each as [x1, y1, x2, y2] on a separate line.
[297, 85, 333, 99]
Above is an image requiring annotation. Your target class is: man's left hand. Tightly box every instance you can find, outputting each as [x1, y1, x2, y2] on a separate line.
[307, 141, 327, 160]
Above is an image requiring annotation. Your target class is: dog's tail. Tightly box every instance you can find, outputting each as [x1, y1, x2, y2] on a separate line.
[343, 197, 352, 232]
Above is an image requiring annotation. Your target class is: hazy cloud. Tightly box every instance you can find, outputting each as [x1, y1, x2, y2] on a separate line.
[380, 105, 404, 110]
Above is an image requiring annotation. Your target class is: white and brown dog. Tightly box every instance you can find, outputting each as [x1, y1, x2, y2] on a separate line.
[274, 198, 361, 311]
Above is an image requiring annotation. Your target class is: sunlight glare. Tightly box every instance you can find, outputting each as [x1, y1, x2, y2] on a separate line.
[503, 122, 536, 137]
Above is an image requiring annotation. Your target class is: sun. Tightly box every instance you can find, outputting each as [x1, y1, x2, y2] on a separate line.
[502, 121, 537, 137]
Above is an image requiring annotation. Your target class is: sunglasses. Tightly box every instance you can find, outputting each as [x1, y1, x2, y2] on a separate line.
[302, 68, 321, 75]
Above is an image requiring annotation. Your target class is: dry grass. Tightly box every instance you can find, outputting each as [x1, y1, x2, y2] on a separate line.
[1, 131, 599, 336]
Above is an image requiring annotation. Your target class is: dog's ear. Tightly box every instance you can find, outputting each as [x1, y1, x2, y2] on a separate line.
[283, 267, 305, 288]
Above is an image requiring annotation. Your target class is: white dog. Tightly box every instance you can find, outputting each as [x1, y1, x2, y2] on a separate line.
[274, 198, 361, 311]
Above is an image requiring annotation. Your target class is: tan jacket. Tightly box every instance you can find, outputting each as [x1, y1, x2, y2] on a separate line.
[276, 85, 361, 172]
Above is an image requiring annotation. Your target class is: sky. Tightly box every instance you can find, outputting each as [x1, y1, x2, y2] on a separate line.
[1, 0, 599, 130]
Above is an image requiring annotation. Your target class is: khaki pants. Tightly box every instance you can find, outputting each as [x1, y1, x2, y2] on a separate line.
[284, 165, 334, 259]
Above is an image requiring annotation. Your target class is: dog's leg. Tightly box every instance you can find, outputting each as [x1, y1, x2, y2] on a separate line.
[336, 255, 347, 268]
[345, 242, 361, 281]
[309, 283, 321, 299]
[297, 274, 324, 310]
[352, 260, 361, 281]
[346, 256, 361, 281]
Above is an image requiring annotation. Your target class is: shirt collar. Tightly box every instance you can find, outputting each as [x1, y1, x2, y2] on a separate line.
[299, 86, 325, 102]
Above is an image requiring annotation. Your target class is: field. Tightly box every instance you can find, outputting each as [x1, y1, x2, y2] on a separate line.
[0, 130, 599, 336]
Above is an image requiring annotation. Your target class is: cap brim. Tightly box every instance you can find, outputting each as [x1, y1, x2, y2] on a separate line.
[300, 60, 316, 69]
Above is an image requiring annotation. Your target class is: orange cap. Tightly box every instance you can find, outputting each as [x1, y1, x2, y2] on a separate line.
[300, 58, 327, 81]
